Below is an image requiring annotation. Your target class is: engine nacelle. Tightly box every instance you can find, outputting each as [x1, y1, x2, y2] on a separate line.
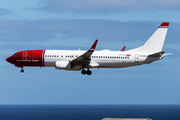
[55, 61, 71, 70]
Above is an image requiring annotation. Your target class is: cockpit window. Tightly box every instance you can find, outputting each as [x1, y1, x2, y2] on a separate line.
[12, 54, 18, 57]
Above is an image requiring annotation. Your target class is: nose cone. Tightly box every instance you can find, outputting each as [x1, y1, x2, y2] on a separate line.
[6, 56, 14, 64]
[6, 57, 10, 62]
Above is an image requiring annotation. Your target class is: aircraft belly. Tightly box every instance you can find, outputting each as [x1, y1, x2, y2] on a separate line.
[44, 58, 55, 67]
[97, 60, 133, 68]
[99, 63, 132, 68]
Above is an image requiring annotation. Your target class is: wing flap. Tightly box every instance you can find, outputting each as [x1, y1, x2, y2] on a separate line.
[89, 61, 99, 67]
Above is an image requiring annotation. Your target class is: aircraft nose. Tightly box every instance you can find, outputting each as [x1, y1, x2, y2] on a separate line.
[6, 56, 13, 63]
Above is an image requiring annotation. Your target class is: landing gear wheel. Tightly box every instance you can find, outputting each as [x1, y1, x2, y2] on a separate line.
[81, 69, 87, 75]
[20, 69, 24, 73]
[87, 70, 92, 75]
[20, 67, 24, 73]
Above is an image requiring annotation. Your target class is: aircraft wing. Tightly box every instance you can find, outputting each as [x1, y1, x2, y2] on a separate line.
[71, 40, 98, 68]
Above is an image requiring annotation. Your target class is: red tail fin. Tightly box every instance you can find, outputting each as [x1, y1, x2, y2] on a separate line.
[121, 46, 126, 51]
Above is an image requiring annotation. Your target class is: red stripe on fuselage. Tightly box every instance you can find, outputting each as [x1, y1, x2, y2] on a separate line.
[9, 50, 44, 67]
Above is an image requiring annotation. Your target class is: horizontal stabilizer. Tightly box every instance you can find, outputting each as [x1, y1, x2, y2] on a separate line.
[148, 51, 165, 57]
[164, 53, 173, 56]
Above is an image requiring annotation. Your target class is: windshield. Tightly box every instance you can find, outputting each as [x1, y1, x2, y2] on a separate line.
[12, 54, 18, 57]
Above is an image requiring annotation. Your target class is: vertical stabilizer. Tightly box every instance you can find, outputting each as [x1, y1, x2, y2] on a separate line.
[128, 22, 169, 53]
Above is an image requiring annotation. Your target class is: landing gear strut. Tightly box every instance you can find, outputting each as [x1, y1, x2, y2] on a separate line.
[81, 68, 92, 75]
[20, 67, 24, 73]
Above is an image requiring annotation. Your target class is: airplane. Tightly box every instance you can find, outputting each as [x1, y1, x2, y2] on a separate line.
[6, 22, 171, 75]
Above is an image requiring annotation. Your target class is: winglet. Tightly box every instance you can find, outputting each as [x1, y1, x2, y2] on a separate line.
[90, 39, 98, 50]
[121, 46, 126, 51]
[159, 22, 169, 28]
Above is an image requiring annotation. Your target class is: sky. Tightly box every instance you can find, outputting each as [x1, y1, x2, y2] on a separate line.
[0, 0, 180, 105]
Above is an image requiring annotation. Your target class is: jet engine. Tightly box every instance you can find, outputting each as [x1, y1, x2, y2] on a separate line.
[55, 61, 72, 70]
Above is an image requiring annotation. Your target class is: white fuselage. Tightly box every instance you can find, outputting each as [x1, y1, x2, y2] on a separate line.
[44, 50, 160, 71]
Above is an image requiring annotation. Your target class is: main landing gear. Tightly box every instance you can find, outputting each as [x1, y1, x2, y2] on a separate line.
[81, 68, 92, 75]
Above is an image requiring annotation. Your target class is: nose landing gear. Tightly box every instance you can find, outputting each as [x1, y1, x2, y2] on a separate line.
[81, 68, 92, 75]
[20, 67, 24, 73]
